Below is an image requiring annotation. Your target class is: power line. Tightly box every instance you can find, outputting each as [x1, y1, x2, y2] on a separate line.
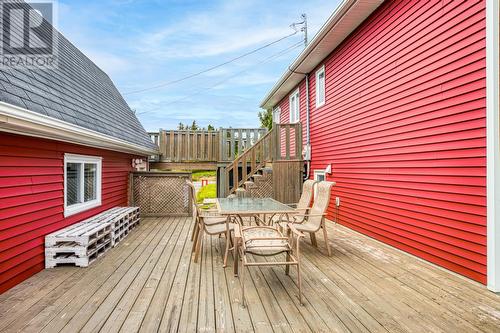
[136, 41, 303, 115]
[124, 31, 299, 95]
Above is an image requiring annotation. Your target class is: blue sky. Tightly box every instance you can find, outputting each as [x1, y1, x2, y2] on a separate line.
[57, 0, 341, 131]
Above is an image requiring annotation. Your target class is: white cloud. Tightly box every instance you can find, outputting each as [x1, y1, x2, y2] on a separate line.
[81, 49, 132, 75]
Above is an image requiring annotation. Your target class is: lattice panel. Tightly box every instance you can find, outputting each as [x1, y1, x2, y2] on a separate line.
[249, 172, 273, 198]
[132, 174, 191, 216]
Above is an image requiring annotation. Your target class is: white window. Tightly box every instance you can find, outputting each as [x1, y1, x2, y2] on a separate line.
[64, 154, 102, 217]
[272, 106, 281, 124]
[289, 88, 300, 123]
[313, 170, 326, 197]
[316, 65, 326, 108]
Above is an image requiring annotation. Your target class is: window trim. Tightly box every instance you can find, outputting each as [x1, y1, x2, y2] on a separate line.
[313, 170, 326, 197]
[64, 153, 102, 217]
[289, 88, 300, 124]
[272, 106, 281, 124]
[315, 65, 326, 108]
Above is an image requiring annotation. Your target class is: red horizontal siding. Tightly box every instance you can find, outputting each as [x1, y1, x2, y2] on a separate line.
[0, 132, 139, 293]
[278, 0, 487, 283]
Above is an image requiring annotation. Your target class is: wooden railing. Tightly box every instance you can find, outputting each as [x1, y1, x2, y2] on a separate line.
[219, 128, 268, 161]
[156, 130, 220, 162]
[223, 130, 273, 195]
[222, 123, 302, 196]
[149, 128, 267, 163]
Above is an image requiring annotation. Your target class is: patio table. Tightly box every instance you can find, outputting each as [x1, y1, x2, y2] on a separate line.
[216, 197, 296, 275]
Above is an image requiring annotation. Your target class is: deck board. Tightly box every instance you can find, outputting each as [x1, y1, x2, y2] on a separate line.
[1, 216, 499, 333]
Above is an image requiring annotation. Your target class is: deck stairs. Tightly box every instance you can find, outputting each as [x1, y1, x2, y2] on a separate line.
[233, 165, 273, 198]
[219, 123, 303, 201]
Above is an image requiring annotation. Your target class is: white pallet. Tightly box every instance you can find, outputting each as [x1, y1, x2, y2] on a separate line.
[45, 218, 113, 247]
[45, 238, 111, 268]
[45, 233, 112, 257]
[45, 206, 140, 268]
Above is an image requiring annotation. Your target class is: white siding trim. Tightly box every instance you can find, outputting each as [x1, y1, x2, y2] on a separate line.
[0, 101, 157, 156]
[486, 0, 500, 292]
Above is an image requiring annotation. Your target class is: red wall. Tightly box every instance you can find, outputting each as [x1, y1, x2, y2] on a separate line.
[0, 132, 138, 293]
[278, 0, 487, 283]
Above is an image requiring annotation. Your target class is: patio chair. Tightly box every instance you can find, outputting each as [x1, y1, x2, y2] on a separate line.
[282, 181, 335, 256]
[186, 181, 226, 242]
[270, 179, 317, 225]
[238, 223, 305, 306]
[187, 182, 235, 266]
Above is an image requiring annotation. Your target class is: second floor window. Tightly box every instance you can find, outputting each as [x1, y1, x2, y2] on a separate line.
[289, 88, 300, 123]
[316, 65, 325, 107]
[273, 106, 281, 124]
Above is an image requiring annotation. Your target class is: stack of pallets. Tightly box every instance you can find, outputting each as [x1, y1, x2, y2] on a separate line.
[45, 207, 140, 268]
[98, 207, 140, 246]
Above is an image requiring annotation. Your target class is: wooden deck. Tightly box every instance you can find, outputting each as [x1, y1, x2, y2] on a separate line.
[1, 216, 499, 333]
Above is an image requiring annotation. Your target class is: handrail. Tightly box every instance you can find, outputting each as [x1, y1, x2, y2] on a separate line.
[224, 129, 274, 195]
[222, 123, 303, 196]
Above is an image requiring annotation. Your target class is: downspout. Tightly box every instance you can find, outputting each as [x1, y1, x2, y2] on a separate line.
[304, 73, 311, 180]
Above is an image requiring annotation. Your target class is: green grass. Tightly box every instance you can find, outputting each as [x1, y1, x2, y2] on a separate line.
[190, 170, 216, 182]
[196, 183, 216, 203]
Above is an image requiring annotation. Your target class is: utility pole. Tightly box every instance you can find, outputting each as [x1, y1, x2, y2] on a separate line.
[301, 13, 308, 47]
[290, 13, 308, 48]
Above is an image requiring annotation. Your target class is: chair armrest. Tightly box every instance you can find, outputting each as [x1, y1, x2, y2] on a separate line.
[288, 223, 305, 238]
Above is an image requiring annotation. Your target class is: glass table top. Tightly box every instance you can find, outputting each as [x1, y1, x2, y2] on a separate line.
[216, 197, 295, 214]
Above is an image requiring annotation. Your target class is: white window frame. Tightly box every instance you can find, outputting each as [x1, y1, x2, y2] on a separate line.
[289, 88, 300, 123]
[313, 170, 326, 197]
[64, 153, 102, 217]
[315, 65, 326, 108]
[272, 106, 281, 124]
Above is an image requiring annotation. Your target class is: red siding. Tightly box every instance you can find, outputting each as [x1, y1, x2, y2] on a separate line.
[278, 0, 487, 283]
[0, 132, 139, 293]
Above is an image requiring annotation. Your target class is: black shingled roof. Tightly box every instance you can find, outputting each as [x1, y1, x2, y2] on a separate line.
[0, 1, 156, 151]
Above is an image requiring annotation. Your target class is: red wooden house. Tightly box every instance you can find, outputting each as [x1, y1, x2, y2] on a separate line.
[261, 0, 500, 291]
[0, 4, 157, 293]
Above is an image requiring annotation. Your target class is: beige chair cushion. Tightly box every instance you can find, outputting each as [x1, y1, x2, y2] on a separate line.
[205, 222, 234, 235]
[242, 227, 290, 255]
[203, 216, 228, 225]
[293, 222, 320, 233]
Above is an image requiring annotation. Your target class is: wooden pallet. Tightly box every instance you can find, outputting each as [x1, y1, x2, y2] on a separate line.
[45, 206, 140, 268]
[45, 237, 112, 268]
[99, 207, 140, 246]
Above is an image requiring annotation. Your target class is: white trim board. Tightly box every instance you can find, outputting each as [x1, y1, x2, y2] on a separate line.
[486, 0, 500, 292]
[0, 101, 158, 156]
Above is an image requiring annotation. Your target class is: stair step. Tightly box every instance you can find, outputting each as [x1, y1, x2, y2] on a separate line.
[244, 181, 256, 190]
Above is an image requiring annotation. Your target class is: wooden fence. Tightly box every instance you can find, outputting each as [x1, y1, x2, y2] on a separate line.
[129, 171, 192, 216]
[149, 128, 267, 163]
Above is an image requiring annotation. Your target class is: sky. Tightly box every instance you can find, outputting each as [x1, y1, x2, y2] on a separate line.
[57, 0, 341, 131]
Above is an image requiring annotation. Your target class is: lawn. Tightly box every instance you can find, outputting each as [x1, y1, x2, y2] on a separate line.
[190, 170, 216, 181]
[196, 183, 216, 203]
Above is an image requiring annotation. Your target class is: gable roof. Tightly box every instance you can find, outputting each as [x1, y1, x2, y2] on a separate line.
[0, 0, 157, 155]
[260, 0, 384, 109]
